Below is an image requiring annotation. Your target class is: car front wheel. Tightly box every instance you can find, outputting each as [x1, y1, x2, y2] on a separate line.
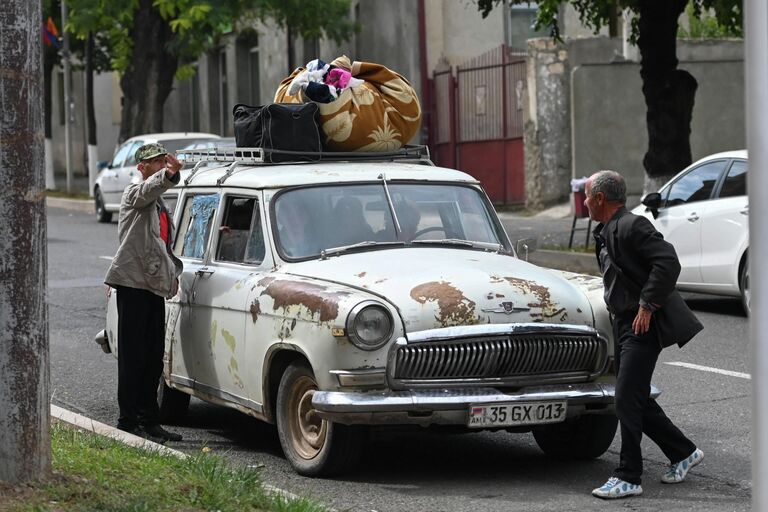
[276, 362, 364, 476]
[95, 187, 112, 223]
[532, 414, 617, 460]
[740, 257, 750, 316]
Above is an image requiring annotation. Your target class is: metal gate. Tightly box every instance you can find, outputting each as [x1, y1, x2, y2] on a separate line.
[430, 45, 526, 204]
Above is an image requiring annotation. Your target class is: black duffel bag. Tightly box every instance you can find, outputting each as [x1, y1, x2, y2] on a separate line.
[232, 103, 321, 162]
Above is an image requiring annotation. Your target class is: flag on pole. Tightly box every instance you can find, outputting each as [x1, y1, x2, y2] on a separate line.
[43, 16, 60, 49]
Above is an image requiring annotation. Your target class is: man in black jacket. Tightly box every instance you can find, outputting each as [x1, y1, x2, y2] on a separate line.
[585, 170, 703, 499]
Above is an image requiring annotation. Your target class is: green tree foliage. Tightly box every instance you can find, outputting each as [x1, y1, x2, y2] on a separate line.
[66, 0, 357, 140]
[476, 0, 742, 187]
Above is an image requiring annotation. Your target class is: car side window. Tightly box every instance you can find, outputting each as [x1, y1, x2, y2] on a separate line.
[174, 194, 220, 259]
[663, 161, 725, 208]
[215, 196, 265, 265]
[110, 141, 135, 168]
[122, 141, 145, 168]
[718, 160, 747, 199]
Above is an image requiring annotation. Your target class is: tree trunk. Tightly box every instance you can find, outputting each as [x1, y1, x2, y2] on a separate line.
[0, 0, 50, 483]
[637, 0, 697, 188]
[118, 0, 177, 142]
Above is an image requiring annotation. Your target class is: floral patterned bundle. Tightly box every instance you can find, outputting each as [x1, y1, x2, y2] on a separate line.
[274, 56, 422, 152]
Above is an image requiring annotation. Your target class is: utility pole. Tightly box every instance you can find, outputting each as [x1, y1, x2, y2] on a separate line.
[746, 1, 767, 509]
[60, 0, 73, 194]
[0, 0, 50, 483]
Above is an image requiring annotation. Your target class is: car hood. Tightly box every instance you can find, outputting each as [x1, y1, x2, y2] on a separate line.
[282, 248, 595, 332]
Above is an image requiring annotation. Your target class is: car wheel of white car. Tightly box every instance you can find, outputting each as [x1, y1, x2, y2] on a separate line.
[532, 414, 617, 459]
[95, 188, 112, 223]
[740, 257, 750, 316]
[157, 379, 190, 424]
[276, 362, 364, 476]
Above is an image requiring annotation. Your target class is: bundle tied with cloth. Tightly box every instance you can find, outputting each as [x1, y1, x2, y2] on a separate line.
[275, 56, 422, 152]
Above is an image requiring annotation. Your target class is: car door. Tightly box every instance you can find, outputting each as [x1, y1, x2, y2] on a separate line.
[100, 141, 136, 205]
[699, 159, 748, 291]
[116, 140, 144, 197]
[170, 192, 222, 393]
[185, 193, 268, 403]
[652, 160, 726, 286]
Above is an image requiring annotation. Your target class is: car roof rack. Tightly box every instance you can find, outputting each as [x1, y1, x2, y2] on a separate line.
[179, 145, 434, 185]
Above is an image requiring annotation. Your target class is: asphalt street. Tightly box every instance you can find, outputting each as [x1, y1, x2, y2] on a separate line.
[47, 205, 751, 512]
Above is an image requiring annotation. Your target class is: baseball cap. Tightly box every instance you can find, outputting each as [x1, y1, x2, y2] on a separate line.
[135, 143, 168, 162]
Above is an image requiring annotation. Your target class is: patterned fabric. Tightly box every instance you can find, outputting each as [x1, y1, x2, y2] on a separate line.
[661, 448, 703, 483]
[592, 477, 643, 499]
[275, 56, 422, 152]
[135, 143, 168, 162]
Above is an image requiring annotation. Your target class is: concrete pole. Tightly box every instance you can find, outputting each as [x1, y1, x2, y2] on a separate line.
[746, 1, 768, 509]
[61, 0, 73, 194]
[0, 0, 51, 483]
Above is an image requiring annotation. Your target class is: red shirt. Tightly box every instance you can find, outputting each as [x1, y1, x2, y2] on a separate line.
[159, 209, 169, 245]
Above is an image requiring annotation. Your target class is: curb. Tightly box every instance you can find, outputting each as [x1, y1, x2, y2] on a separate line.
[46, 197, 93, 214]
[50, 404, 307, 506]
[528, 249, 600, 275]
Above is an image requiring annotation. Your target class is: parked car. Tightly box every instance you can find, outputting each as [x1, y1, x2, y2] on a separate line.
[96, 145, 624, 476]
[632, 150, 749, 313]
[94, 132, 221, 222]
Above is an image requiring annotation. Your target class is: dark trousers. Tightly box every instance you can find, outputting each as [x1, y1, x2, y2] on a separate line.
[612, 311, 697, 484]
[116, 285, 165, 430]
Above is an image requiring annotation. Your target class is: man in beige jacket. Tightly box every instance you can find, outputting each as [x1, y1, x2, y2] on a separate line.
[105, 142, 184, 443]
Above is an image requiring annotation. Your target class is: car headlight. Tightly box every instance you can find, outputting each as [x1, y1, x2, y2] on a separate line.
[346, 301, 394, 350]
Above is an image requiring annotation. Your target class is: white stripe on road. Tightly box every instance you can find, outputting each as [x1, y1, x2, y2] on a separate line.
[665, 361, 751, 380]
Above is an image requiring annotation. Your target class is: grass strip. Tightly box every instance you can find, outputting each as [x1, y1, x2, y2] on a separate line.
[0, 422, 329, 512]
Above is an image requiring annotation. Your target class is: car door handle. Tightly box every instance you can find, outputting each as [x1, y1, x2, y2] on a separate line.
[687, 213, 699, 222]
[740, 206, 749, 216]
[195, 268, 215, 277]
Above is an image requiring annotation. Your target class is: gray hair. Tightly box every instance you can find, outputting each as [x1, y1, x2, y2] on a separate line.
[589, 170, 626, 204]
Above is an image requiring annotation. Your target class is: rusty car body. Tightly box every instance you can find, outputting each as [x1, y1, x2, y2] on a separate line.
[96, 146, 620, 476]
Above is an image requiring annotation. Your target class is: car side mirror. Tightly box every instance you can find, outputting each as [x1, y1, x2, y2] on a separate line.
[97, 160, 109, 171]
[515, 238, 537, 261]
[641, 192, 662, 219]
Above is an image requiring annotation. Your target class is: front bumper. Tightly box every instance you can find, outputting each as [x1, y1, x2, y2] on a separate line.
[312, 382, 661, 427]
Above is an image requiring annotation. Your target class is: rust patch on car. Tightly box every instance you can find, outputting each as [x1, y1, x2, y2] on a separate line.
[258, 276, 276, 287]
[489, 275, 504, 283]
[250, 300, 261, 323]
[355, 271, 367, 278]
[410, 281, 478, 327]
[374, 278, 387, 284]
[504, 277, 565, 320]
[262, 279, 349, 322]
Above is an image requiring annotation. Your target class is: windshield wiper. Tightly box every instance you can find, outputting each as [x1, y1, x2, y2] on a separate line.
[411, 239, 508, 253]
[320, 240, 406, 259]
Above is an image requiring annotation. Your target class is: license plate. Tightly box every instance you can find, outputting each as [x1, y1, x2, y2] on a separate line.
[467, 401, 567, 428]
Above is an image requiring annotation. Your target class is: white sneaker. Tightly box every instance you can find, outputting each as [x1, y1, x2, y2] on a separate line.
[661, 448, 704, 484]
[592, 477, 643, 499]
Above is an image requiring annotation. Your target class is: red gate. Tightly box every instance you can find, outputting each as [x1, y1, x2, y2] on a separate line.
[430, 45, 526, 204]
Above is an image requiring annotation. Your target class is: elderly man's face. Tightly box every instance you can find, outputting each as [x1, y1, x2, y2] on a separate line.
[138, 154, 167, 179]
[584, 179, 605, 222]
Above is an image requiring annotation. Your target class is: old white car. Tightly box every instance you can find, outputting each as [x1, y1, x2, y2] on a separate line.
[97, 146, 620, 476]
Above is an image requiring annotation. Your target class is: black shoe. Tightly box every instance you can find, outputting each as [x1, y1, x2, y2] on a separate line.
[117, 424, 167, 445]
[143, 424, 183, 442]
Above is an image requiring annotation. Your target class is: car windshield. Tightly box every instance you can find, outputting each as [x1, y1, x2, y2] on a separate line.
[273, 183, 507, 260]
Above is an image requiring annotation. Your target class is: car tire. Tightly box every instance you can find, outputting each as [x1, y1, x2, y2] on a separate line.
[95, 188, 112, 223]
[532, 414, 617, 460]
[157, 379, 190, 424]
[276, 362, 365, 477]
[740, 256, 750, 316]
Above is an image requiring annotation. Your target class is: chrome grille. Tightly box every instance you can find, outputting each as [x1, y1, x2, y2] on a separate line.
[393, 334, 605, 382]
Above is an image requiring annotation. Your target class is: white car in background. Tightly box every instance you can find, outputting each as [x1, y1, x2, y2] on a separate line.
[94, 132, 220, 222]
[632, 150, 749, 313]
